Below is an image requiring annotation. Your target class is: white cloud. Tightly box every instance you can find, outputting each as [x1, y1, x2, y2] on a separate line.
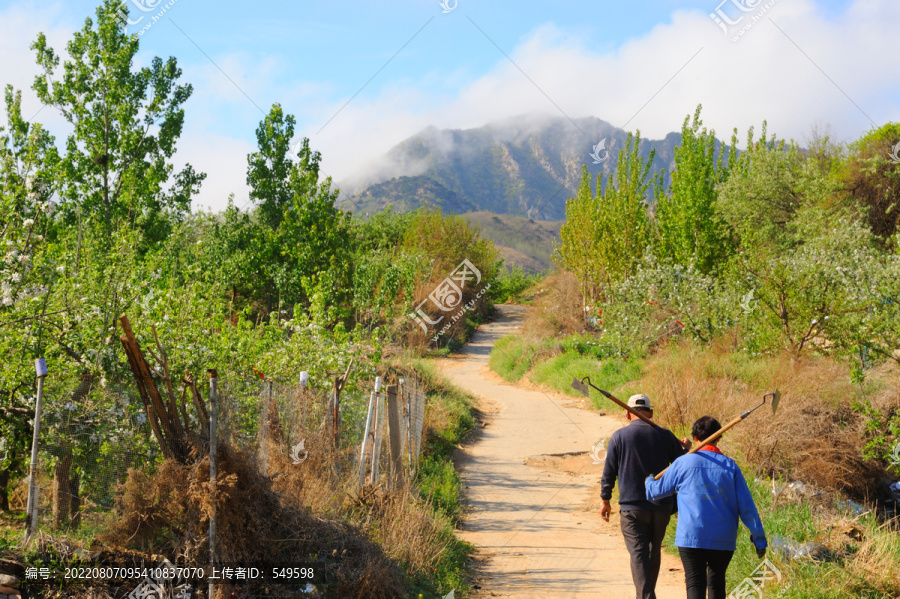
[3, 0, 898, 213]
[172, 130, 255, 212]
[304, 0, 899, 192]
[0, 2, 75, 133]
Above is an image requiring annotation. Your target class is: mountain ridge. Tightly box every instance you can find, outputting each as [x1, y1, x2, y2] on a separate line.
[338, 114, 692, 220]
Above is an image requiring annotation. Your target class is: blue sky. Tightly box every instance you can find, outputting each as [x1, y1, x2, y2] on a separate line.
[1, 0, 897, 211]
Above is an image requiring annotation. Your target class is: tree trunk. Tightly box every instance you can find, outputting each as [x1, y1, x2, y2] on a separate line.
[52, 450, 73, 527]
[69, 473, 81, 527]
[0, 468, 10, 512]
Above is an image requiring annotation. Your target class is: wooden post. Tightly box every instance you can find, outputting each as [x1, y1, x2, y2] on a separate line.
[386, 385, 403, 489]
[208, 369, 218, 599]
[370, 392, 384, 484]
[25, 358, 47, 542]
[332, 377, 341, 450]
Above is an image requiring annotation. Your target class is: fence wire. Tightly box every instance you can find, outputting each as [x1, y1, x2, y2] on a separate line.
[23, 365, 429, 540]
[31, 375, 157, 534]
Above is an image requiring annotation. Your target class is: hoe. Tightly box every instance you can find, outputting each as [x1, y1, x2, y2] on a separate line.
[653, 389, 780, 480]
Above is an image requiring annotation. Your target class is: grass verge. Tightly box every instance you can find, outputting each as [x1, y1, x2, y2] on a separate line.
[488, 332, 642, 412]
[663, 473, 900, 598]
[408, 359, 477, 597]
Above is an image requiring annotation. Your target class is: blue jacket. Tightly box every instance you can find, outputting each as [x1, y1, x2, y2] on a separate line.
[644, 449, 767, 551]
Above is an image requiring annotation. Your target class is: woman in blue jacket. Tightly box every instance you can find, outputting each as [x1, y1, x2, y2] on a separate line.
[645, 416, 767, 599]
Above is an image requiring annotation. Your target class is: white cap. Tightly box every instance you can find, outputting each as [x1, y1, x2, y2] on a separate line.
[627, 394, 652, 410]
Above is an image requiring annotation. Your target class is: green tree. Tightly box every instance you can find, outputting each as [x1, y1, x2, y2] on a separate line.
[245, 105, 352, 317]
[839, 122, 900, 245]
[31, 0, 204, 246]
[654, 105, 734, 273]
[595, 132, 654, 282]
[0, 85, 59, 509]
[717, 124, 838, 251]
[555, 166, 603, 307]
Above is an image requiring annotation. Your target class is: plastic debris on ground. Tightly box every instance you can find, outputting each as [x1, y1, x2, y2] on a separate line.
[837, 499, 871, 517]
[770, 535, 831, 561]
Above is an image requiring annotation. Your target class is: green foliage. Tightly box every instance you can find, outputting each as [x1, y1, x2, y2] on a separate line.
[531, 352, 641, 410]
[402, 209, 499, 282]
[717, 126, 805, 249]
[599, 256, 738, 354]
[488, 335, 553, 382]
[852, 396, 900, 475]
[841, 122, 900, 244]
[556, 166, 604, 305]
[30, 0, 204, 246]
[594, 131, 655, 282]
[349, 207, 416, 254]
[654, 105, 735, 273]
[733, 207, 886, 355]
[489, 266, 541, 304]
[244, 105, 352, 316]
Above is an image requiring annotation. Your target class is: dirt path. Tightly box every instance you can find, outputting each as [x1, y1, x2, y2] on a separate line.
[441, 304, 686, 598]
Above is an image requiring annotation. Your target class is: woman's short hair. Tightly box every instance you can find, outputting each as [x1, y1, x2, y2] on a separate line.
[692, 416, 722, 441]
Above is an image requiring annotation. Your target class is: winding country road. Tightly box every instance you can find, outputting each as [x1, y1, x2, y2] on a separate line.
[441, 304, 685, 598]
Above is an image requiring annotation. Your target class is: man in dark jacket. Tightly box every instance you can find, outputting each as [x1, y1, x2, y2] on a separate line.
[600, 394, 689, 599]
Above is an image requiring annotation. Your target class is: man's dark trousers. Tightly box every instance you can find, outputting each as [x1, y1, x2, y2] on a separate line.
[620, 509, 671, 599]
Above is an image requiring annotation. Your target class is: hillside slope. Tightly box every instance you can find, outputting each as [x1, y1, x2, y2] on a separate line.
[340, 114, 688, 220]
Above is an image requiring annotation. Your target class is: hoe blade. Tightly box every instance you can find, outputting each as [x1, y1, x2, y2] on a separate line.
[770, 389, 781, 415]
[571, 378, 591, 397]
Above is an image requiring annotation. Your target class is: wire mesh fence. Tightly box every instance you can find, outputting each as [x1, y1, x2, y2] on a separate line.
[29, 374, 159, 536]
[21, 362, 430, 551]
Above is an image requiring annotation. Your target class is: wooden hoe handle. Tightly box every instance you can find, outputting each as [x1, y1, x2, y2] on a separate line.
[653, 414, 744, 481]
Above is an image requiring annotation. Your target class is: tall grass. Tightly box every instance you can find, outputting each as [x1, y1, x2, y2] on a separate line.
[663, 474, 900, 599]
[408, 359, 477, 596]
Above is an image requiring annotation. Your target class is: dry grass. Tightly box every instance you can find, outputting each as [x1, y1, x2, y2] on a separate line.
[641, 337, 895, 499]
[80, 368, 467, 598]
[101, 441, 406, 599]
[521, 271, 586, 338]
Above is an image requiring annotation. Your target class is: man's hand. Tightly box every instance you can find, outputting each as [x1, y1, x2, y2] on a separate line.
[756, 546, 766, 559]
[680, 437, 692, 451]
[600, 499, 611, 522]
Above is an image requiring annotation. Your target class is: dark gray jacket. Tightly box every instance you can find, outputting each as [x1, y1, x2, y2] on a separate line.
[600, 419, 684, 512]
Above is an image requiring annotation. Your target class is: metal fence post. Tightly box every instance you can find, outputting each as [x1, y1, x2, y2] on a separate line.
[24, 358, 48, 542]
[208, 369, 218, 599]
[357, 377, 381, 488]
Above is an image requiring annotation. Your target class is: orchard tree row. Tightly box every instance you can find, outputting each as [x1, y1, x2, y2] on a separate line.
[557, 105, 900, 464]
[0, 0, 498, 514]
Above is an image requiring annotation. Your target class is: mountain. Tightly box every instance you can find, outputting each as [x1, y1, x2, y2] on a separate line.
[463, 212, 563, 274]
[339, 114, 684, 220]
